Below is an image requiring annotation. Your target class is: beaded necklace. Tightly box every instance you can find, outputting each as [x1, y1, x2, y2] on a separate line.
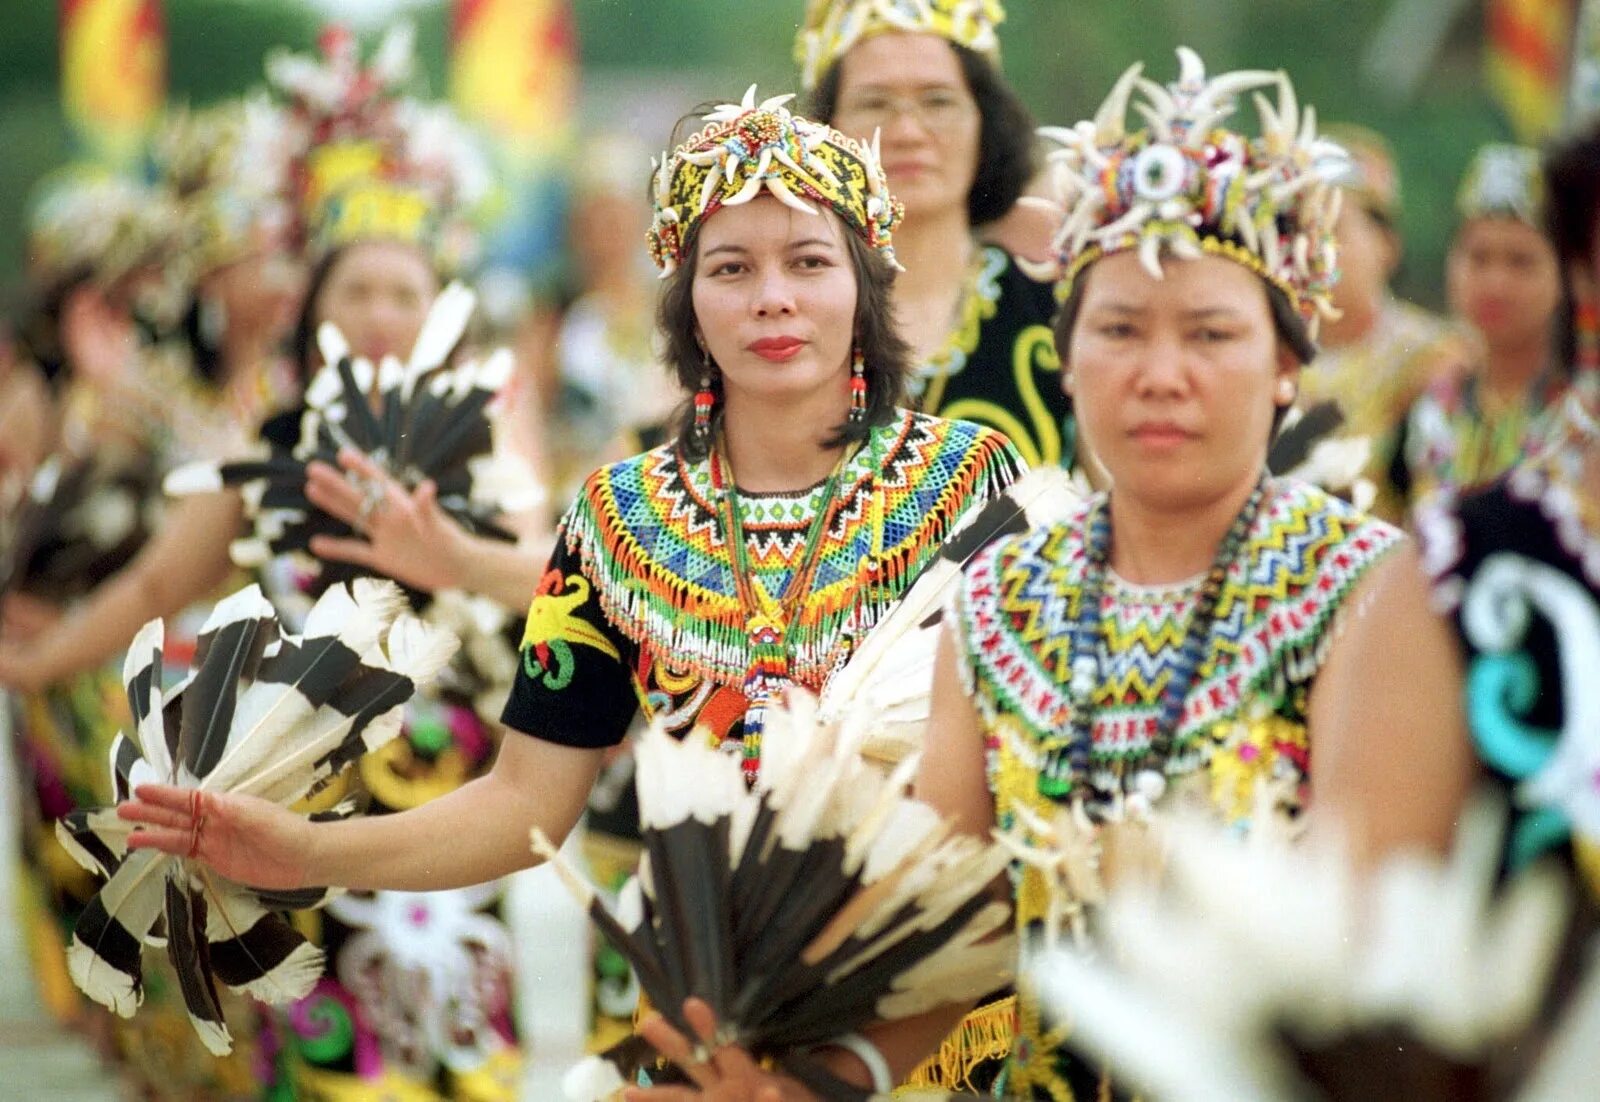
[1041, 477, 1270, 802]
[712, 442, 850, 782]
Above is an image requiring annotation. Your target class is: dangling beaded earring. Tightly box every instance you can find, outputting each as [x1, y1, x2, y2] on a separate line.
[848, 344, 867, 423]
[694, 348, 716, 446]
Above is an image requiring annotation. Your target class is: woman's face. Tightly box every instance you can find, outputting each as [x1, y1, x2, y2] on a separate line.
[314, 239, 438, 362]
[830, 32, 980, 224]
[1328, 199, 1396, 316]
[1067, 252, 1296, 511]
[690, 196, 858, 413]
[1446, 217, 1561, 351]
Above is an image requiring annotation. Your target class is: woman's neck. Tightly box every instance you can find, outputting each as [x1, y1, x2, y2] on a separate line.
[1108, 473, 1262, 586]
[1320, 289, 1383, 350]
[719, 388, 851, 493]
[1479, 331, 1552, 403]
[890, 207, 975, 363]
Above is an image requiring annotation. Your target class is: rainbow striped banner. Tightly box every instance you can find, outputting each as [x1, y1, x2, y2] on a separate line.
[451, 0, 577, 162]
[449, 0, 578, 282]
[60, 0, 165, 166]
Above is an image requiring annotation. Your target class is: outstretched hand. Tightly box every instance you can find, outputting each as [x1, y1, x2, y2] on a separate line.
[304, 446, 466, 592]
[120, 784, 313, 891]
[625, 998, 810, 1102]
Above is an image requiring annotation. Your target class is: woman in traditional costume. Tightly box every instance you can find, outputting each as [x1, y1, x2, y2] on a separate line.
[1293, 124, 1467, 508]
[1386, 144, 1568, 514]
[2, 158, 282, 1097]
[798, 0, 1074, 470]
[1413, 116, 1600, 980]
[614, 51, 1478, 1102]
[4, 27, 538, 1101]
[113, 92, 1024, 1090]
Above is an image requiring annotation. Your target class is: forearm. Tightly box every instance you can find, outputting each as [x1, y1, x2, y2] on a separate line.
[858, 1004, 979, 1087]
[450, 531, 551, 613]
[31, 493, 239, 682]
[302, 733, 600, 892]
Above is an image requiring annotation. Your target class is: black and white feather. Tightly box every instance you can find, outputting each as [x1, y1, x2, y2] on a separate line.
[0, 453, 160, 603]
[540, 695, 1016, 1102]
[819, 466, 1084, 766]
[162, 282, 523, 582]
[57, 578, 457, 1054]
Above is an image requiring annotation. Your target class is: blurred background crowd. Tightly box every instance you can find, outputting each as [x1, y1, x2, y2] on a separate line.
[0, 1, 1595, 1100]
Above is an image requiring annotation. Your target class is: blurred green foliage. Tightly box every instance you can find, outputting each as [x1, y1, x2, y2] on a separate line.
[1, 0, 1515, 309]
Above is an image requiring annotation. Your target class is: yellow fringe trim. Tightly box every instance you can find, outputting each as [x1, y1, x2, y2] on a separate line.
[898, 994, 1016, 1093]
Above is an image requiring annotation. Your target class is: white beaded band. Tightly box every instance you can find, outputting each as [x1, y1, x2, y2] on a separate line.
[825, 1031, 893, 1094]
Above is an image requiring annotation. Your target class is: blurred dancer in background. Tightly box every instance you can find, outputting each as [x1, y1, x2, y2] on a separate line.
[1387, 144, 1567, 514]
[1296, 125, 1468, 516]
[801, 0, 1076, 471]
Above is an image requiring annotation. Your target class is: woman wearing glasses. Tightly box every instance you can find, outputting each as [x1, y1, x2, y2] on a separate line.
[799, 0, 1076, 471]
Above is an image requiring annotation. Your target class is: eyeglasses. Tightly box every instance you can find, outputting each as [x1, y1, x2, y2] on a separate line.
[834, 89, 976, 131]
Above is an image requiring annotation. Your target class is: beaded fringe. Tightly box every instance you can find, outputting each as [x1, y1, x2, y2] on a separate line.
[564, 424, 1021, 689]
[899, 994, 1017, 1093]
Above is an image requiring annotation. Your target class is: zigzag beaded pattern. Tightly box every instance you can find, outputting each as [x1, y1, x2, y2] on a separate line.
[957, 479, 1401, 781]
[565, 410, 1020, 688]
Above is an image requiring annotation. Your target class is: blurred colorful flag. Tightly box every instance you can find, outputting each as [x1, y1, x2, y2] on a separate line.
[1485, 0, 1576, 142]
[1570, 0, 1600, 128]
[449, 0, 577, 289]
[60, 0, 166, 167]
[451, 0, 577, 162]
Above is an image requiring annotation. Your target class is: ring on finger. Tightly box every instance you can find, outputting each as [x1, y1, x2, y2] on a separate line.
[354, 481, 385, 531]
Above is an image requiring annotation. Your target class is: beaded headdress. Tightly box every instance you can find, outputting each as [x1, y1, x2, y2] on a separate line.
[646, 86, 902, 276]
[26, 168, 184, 293]
[1455, 143, 1546, 226]
[796, 0, 1004, 91]
[1043, 48, 1348, 339]
[261, 24, 490, 271]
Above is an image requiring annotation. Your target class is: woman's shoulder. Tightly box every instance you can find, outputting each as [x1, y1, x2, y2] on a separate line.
[1244, 478, 1404, 593]
[898, 407, 1027, 467]
[961, 494, 1096, 591]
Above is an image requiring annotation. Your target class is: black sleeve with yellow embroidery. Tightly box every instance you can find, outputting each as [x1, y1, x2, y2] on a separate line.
[499, 522, 641, 749]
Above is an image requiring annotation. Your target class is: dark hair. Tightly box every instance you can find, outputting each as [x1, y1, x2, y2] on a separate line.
[809, 41, 1036, 228]
[657, 218, 912, 460]
[1545, 127, 1600, 275]
[1053, 255, 1316, 436]
[1545, 126, 1600, 367]
[290, 247, 347, 380]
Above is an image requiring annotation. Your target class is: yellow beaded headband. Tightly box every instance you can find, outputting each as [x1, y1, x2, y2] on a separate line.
[647, 86, 903, 276]
[1044, 47, 1348, 339]
[1456, 143, 1546, 226]
[263, 24, 490, 271]
[796, 0, 1004, 91]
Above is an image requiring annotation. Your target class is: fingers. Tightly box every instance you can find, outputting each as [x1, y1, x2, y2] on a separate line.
[337, 447, 390, 486]
[309, 535, 379, 568]
[117, 800, 193, 831]
[683, 998, 762, 1083]
[414, 479, 440, 517]
[125, 826, 197, 856]
[622, 1088, 701, 1101]
[305, 461, 364, 524]
[130, 784, 204, 813]
[638, 1011, 718, 1092]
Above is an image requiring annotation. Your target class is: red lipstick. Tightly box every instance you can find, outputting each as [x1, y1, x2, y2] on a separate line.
[748, 336, 805, 362]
